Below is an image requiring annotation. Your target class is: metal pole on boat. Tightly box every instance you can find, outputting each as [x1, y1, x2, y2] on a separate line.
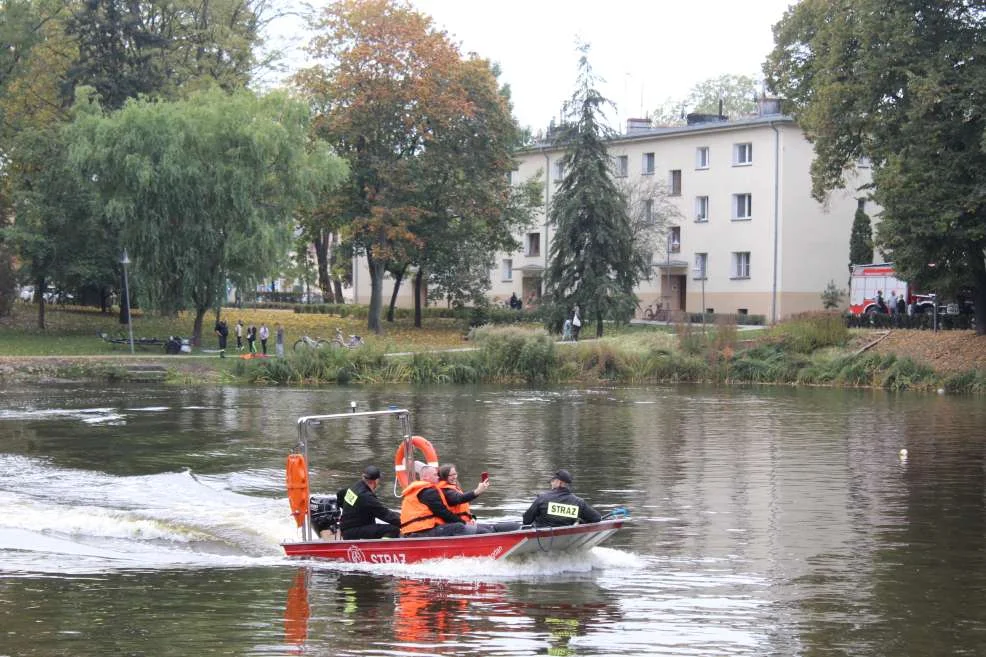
[350, 401, 357, 413]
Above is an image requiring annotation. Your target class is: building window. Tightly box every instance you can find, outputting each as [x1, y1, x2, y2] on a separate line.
[732, 251, 751, 279]
[668, 226, 681, 253]
[669, 169, 682, 196]
[642, 152, 655, 175]
[695, 196, 709, 222]
[615, 155, 628, 177]
[501, 258, 513, 281]
[733, 193, 752, 220]
[555, 161, 565, 178]
[696, 147, 709, 169]
[857, 198, 866, 211]
[644, 199, 654, 224]
[694, 252, 708, 279]
[733, 142, 753, 165]
[526, 232, 541, 257]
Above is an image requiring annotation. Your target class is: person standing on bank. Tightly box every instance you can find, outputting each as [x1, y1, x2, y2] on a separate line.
[259, 323, 270, 355]
[337, 465, 401, 540]
[275, 323, 285, 358]
[246, 325, 257, 353]
[571, 305, 582, 341]
[235, 320, 244, 351]
[522, 469, 601, 528]
[214, 319, 229, 358]
[400, 465, 477, 537]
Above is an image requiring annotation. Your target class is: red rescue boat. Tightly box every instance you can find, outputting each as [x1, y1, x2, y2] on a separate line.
[281, 408, 625, 564]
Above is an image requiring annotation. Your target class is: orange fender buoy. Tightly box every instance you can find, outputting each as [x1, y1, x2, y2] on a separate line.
[393, 436, 440, 489]
[286, 453, 309, 528]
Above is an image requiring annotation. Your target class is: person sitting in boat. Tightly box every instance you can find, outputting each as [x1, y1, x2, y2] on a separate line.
[336, 465, 401, 540]
[438, 464, 521, 533]
[400, 465, 479, 537]
[522, 469, 601, 528]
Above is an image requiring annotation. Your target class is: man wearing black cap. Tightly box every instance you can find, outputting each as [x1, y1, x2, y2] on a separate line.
[336, 465, 402, 540]
[522, 469, 601, 528]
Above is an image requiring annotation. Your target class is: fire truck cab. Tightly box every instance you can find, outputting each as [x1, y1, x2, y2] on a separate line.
[848, 263, 935, 316]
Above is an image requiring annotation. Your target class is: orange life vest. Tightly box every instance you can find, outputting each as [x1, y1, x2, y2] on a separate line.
[437, 481, 473, 522]
[400, 481, 451, 535]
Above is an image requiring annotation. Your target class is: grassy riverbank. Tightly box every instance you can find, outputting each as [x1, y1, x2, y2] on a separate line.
[2, 304, 985, 393]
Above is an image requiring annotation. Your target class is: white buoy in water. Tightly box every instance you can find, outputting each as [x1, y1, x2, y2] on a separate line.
[899, 448, 908, 459]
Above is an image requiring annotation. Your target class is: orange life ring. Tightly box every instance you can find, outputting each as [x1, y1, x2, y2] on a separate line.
[286, 453, 309, 528]
[393, 436, 440, 489]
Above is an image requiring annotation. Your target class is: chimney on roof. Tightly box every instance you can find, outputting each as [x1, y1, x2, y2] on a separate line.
[686, 112, 727, 126]
[625, 117, 652, 134]
[756, 95, 783, 116]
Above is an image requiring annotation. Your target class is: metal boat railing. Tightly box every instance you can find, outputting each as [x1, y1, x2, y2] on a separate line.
[293, 408, 412, 541]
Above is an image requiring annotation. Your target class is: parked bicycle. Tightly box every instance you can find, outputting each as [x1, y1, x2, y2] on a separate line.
[293, 335, 329, 351]
[332, 327, 364, 349]
[642, 301, 667, 321]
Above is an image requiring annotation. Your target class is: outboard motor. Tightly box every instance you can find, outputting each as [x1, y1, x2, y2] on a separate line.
[309, 494, 341, 537]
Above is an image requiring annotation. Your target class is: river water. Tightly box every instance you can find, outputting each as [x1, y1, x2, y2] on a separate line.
[1, 382, 984, 656]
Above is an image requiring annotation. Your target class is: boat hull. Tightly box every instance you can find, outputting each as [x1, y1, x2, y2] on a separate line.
[282, 519, 624, 564]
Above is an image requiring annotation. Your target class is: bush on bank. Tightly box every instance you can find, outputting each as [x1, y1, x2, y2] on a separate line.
[233, 313, 984, 393]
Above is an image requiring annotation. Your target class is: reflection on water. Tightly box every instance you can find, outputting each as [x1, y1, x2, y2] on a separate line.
[1, 383, 985, 655]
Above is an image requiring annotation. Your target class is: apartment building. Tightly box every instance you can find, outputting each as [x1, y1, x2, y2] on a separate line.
[353, 100, 868, 321]
[495, 100, 868, 322]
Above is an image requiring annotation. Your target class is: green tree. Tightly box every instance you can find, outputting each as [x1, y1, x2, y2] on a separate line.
[544, 47, 650, 338]
[68, 87, 347, 344]
[849, 205, 874, 268]
[650, 73, 760, 125]
[295, 0, 536, 333]
[765, 0, 986, 334]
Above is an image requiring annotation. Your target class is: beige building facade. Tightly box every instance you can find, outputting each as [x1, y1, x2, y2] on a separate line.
[354, 103, 869, 322]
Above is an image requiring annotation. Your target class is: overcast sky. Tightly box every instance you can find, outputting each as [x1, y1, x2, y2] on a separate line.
[263, 0, 797, 131]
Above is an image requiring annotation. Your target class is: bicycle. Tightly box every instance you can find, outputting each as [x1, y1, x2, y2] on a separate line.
[293, 335, 329, 351]
[642, 301, 663, 321]
[332, 327, 364, 349]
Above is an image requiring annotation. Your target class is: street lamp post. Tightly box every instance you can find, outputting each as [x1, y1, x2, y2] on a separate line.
[693, 264, 706, 333]
[121, 250, 135, 354]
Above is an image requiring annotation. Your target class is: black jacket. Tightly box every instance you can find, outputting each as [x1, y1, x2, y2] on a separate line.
[338, 480, 400, 532]
[522, 486, 601, 527]
[418, 486, 464, 524]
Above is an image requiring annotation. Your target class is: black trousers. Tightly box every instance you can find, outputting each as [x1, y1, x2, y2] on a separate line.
[342, 524, 399, 540]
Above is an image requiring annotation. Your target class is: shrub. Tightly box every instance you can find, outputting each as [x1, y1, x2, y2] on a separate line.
[774, 312, 849, 353]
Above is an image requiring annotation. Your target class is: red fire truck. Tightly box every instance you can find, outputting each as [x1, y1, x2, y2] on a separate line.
[848, 263, 935, 316]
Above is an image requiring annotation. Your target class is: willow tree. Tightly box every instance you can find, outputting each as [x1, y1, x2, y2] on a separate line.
[544, 48, 650, 338]
[68, 87, 347, 344]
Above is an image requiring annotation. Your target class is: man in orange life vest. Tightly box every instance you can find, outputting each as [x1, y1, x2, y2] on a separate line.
[400, 465, 479, 537]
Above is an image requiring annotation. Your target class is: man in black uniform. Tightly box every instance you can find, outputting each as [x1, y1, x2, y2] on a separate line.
[522, 469, 601, 528]
[337, 465, 401, 540]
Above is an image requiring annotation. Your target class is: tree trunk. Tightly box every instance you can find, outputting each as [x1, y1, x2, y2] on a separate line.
[414, 269, 424, 328]
[367, 253, 385, 334]
[36, 277, 46, 330]
[387, 264, 406, 322]
[192, 306, 207, 347]
[333, 277, 345, 305]
[314, 231, 334, 304]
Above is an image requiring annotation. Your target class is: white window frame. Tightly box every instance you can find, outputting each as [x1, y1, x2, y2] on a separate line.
[733, 142, 753, 166]
[695, 196, 709, 223]
[526, 232, 541, 257]
[501, 258, 513, 281]
[615, 155, 628, 177]
[733, 193, 752, 220]
[642, 152, 655, 175]
[669, 169, 682, 196]
[696, 146, 710, 170]
[694, 253, 708, 279]
[732, 251, 751, 279]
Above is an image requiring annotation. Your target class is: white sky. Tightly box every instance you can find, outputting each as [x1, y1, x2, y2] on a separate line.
[263, 0, 797, 131]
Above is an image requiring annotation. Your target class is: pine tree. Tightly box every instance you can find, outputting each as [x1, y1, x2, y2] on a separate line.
[543, 47, 649, 338]
[849, 205, 873, 267]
